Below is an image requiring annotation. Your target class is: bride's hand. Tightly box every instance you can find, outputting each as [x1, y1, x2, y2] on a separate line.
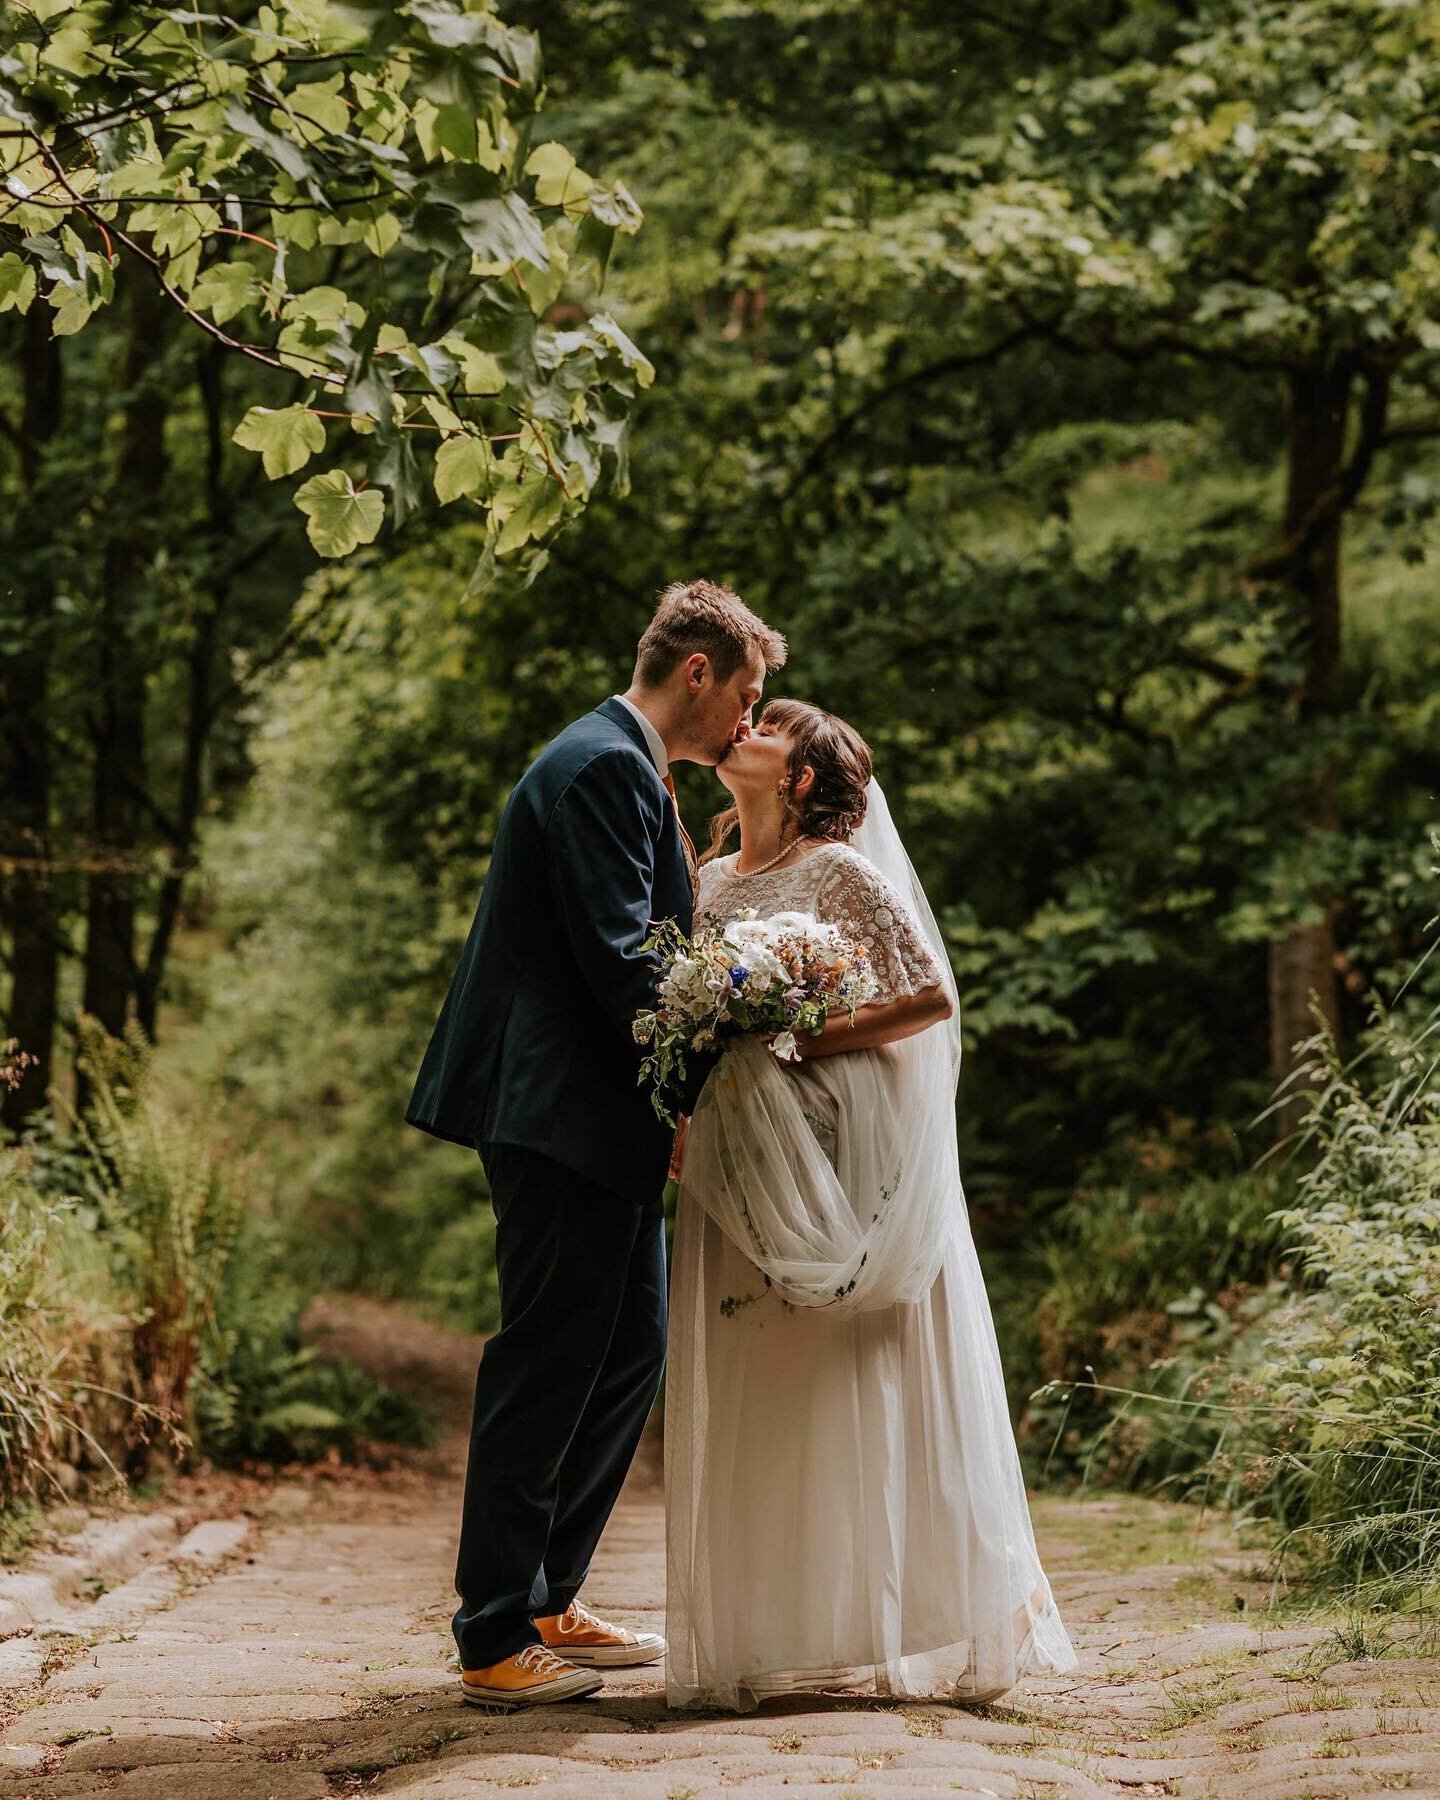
[669, 1113, 690, 1181]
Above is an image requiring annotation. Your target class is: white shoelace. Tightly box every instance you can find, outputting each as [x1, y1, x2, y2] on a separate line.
[512, 1643, 572, 1676]
[556, 1601, 608, 1636]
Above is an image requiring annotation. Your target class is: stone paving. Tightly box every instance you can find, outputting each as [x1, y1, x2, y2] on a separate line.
[1, 1296, 1437, 1798]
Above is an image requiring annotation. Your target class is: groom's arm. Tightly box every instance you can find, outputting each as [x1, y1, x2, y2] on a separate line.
[544, 752, 666, 1048]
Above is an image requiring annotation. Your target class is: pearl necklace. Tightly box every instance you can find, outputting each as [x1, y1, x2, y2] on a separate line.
[734, 835, 818, 880]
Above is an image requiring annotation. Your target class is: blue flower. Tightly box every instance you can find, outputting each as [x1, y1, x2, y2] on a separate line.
[729, 964, 749, 985]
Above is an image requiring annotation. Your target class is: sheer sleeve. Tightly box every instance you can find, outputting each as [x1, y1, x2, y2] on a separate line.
[696, 857, 728, 922]
[815, 846, 946, 1004]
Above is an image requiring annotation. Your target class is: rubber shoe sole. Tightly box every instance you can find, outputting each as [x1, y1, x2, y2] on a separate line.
[460, 1666, 603, 1713]
[549, 1633, 666, 1668]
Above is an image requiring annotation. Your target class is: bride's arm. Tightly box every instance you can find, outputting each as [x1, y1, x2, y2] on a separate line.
[792, 983, 953, 1061]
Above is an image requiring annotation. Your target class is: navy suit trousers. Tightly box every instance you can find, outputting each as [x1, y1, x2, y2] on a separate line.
[452, 1144, 667, 1671]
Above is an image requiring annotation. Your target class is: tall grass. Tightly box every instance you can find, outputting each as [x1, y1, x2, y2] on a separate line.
[0, 1145, 146, 1512]
[2, 1022, 435, 1525]
[0, 1162, 77, 1508]
[1033, 982, 1440, 1606]
[1016, 1160, 1288, 1487]
[62, 1017, 244, 1473]
[1228, 994, 1440, 1600]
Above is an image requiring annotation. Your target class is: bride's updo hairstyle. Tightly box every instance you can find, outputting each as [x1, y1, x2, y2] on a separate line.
[703, 698, 873, 863]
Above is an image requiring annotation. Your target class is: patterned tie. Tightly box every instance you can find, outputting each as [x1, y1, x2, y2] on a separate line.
[662, 771, 699, 896]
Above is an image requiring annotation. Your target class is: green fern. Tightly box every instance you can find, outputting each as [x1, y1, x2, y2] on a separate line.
[62, 1015, 244, 1470]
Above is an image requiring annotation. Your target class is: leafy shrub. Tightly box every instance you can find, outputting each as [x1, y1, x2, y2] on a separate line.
[0, 1159, 76, 1509]
[1202, 1000, 1440, 1601]
[1034, 1164, 1287, 1379]
[1014, 1140, 1289, 1485]
[62, 1017, 244, 1472]
[1026, 978, 1440, 1605]
[0, 1147, 141, 1510]
[195, 1225, 435, 1463]
[3, 1021, 437, 1527]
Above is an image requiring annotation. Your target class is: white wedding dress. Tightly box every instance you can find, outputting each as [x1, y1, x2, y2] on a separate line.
[665, 803, 1078, 1710]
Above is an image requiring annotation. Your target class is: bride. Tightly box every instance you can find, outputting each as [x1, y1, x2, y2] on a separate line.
[664, 698, 1078, 1711]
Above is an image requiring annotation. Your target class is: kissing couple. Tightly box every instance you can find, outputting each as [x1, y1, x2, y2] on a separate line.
[406, 579, 1078, 1713]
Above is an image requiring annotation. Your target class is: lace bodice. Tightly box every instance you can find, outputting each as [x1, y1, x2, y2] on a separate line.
[696, 841, 945, 1006]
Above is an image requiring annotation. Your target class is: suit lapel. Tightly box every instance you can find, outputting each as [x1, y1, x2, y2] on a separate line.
[593, 699, 695, 903]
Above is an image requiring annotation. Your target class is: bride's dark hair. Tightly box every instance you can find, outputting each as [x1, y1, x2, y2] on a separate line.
[703, 698, 873, 864]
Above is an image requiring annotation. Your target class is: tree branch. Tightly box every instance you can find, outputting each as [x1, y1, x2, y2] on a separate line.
[781, 320, 1052, 502]
[1247, 366, 1389, 582]
[34, 141, 299, 378]
[1381, 415, 1440, 444]
[1016, 301, 1298, 375]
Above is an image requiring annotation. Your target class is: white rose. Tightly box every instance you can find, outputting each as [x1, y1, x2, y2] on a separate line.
[769, 1029, 800, 1062]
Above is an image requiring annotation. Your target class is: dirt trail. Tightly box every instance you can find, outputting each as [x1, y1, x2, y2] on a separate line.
[1, 1294, 1436, 1799]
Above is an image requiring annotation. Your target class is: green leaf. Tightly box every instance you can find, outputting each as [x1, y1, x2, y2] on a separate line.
[422, 395, 463, 432]
[525, 142, 592, 211]
[49, 293, 95, 336]
[223, 100, 314, 186]
[370, 430, 424, 529]
[414, 99, 502, 166]
[586, 180, 643, 234]
[286, 77, 349, 141]
[340, 309, 393, 422]
[40, 24, 102, 78]
[440, 338, 507, 396]
[0, 254, 36, 315]
[433, 434, 491, 504]
[361, 211, 401, 256]
[465, 523, 499, 596]
[258, 1400, 345, 1435]
[574, 212, 616, 286]
[233, 405, 327, 478]
[282, 286, 365, 326]
[416, 171, 548, 268]
[190, 260, 262, 324]
[590, 314, 655, 389]
[293, 470, 385, 556]
[494, 473, 563, 554]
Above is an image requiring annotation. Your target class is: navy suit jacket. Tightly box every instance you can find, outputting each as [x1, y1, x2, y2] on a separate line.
[405, 699, 696, 1203]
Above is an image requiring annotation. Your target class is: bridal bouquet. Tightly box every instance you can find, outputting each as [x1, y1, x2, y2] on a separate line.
[632, 909, 877, 1124]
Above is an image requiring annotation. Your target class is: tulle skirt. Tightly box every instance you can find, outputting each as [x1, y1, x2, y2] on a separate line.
[664, 1111, 1079, 1711]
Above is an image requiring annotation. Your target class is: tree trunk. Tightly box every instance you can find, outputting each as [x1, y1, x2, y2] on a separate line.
[136, 345, 228, 1038]
[1267, 362, 1349, 1133]
[81, 283, 169, 1055]
[0, 310, 64, 1133]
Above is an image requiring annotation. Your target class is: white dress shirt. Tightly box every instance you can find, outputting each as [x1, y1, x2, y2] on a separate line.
[612, 693, 669, 779]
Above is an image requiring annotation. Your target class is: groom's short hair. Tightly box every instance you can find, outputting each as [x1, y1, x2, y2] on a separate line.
[634, 579, 787, 686]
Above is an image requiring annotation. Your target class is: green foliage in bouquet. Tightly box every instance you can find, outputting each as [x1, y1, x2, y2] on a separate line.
[633, 913, 872, 1125]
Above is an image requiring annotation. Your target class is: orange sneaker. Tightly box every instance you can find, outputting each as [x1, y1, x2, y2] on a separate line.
[535, 1599, 666, 1668]
[460, 1643, 603, 1712]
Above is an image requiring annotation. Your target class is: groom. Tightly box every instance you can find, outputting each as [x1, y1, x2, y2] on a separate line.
[406, 579, 786, 1711]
